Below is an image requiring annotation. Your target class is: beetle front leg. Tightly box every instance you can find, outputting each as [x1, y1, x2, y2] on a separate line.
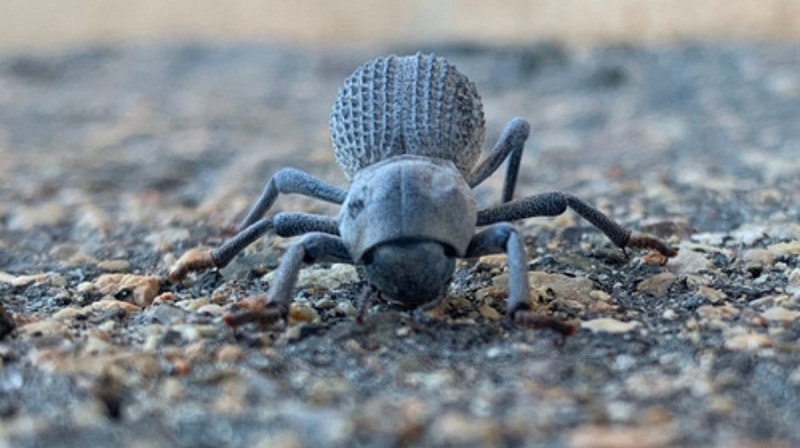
[465, 223, 577, 337]
[223, 233, 354, 328]
[168, 213, 339, 282]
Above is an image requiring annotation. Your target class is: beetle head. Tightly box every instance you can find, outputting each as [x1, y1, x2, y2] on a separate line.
[362, 239, 455, 306]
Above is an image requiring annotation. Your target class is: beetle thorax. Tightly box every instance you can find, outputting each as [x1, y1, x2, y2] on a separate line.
[338, 155, 477, 263]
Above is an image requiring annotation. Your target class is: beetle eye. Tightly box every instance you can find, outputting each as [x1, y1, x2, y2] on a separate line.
[362, 250, 374, 264]
[443, 245, 456, 257]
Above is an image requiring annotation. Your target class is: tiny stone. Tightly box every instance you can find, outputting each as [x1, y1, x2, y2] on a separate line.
[696, 285, 727, 304]
[697, 305, 739, 320]
[666, 246, 711, 276]
[8, 202, 67, 229]
[178, 297, 210, 312]
[478, 304, 501, 320]
[48, 243, 80, 259]
[760, 306, 800, 322]
[335, 301, 357, 317]
[197, 304, 225, 316]
[289, 302, 320, 325]
[742, 248, 775, 276]
[274, 263, 358, 290]
[396, 326, 411, 337]
[11, 273, 50, 287]
[788, 268, 800, 297]
[582, 318, 639, 334]
[636, 272, 677, 297]
[52, 307, 84, 320]
[161, 377, 185, 402]
[314, 297, 336, 310]
[76, 281, 94, 293]
[0, 272, 14, 284]
[590, 290, 612, 301]
[94, 274, 161, 307]
[662, 309, 678, 320]
[19, 319, 68, 337]
[568, 423, 677, 448]
[309, 378, 352, 405]
[724, 333, 773, 351]
[768, 240, 800, 257]
[91, 298, 143, 313]
[82, 336, 116, 355]
[216, 344, 243, 363]
[429, 412, 502, 446]
[97, 259, 132, 273]
[49, 274, 67, 287]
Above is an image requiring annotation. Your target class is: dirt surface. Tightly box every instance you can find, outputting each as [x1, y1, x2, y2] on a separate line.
[1, 42, 799, 447]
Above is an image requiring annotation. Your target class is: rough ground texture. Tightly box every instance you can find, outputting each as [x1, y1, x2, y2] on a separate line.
[1, 42, 799, 447]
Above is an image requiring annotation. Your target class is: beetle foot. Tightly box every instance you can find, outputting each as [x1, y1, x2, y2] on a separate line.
[626, 233, 678, 259]
[223, 302, 288, 328]
[509, 303, 577, 337]
[167, 248, 217, 282]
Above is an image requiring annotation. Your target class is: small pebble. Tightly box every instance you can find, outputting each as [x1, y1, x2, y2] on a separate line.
[582, 318, 639, 334]
[335, 301, 357, 317]
[197, 304, 225, 316]
[760, 306, 800, 322]
[289, 302, 320, 324]
[314, 297, 336, 310]
[97, 260, 132, 273]
[662, 309, 678, 320]
[696, 304, 739, 321]
[636, 272, 677, 297]
[216, 344, 243, 363]
[724, 333, 773, 351]
[94, 274, 161, 307]
[768, 240, 800, 257]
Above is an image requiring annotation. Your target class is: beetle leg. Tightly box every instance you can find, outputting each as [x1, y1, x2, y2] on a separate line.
[467, 117, 531, 202]
[223, 233, 354, 328]
[168, 213, 339, 282]
[464, 223, 576, 337]
[477, 192, 677, 258]
[237, 167, 347, 231]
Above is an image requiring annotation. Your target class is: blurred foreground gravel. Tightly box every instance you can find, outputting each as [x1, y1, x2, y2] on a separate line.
[0, 42, 799, 447]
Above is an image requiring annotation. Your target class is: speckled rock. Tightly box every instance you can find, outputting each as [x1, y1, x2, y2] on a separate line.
[94, 274, 161, 307]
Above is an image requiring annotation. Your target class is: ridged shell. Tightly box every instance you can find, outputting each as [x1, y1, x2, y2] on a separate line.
[330, 53, 486, 180]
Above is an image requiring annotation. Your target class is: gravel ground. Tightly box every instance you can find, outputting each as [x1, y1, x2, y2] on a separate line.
[1, 42, 799, 447]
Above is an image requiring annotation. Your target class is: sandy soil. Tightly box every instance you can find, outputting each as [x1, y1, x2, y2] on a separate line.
[0, 41, 799, 447]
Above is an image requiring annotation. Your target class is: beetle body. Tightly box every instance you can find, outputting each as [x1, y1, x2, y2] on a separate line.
[169, 52, 677, 333]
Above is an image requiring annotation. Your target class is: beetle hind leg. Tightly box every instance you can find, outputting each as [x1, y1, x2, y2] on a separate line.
[476, 191, 677, 258]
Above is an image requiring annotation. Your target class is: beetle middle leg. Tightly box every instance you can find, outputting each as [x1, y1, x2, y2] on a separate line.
[223, 232, 354, 327]
[476, 192, 677, 258]
[467, 117, 531, 202]
[237, 167, 347, 231]
[168, 212, 339, 281]
[465, 223, 576, 336]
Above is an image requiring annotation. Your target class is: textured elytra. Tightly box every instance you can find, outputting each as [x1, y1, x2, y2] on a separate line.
[330, 53, 486, 180]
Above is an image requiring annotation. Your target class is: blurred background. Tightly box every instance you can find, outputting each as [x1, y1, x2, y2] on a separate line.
[3, 0, 800, 52]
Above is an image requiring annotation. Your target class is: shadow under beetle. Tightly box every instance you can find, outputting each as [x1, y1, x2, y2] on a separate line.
[168, 53, 677, 335]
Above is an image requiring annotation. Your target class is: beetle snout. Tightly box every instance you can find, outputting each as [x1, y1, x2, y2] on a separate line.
[362, 240, 455, 305]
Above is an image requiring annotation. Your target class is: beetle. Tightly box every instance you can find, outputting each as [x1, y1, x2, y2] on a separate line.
[168, 53, 676, 334]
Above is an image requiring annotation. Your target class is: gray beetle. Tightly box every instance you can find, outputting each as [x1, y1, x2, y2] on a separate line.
[168, 53, 676, 333]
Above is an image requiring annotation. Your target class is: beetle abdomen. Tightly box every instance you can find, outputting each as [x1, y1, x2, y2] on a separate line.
[330, 53, 486, 180]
